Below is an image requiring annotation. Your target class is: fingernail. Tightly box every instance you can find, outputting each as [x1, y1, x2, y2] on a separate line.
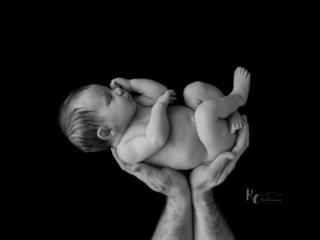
[135, 167, 141, 172]
[228, 156, 234, 160]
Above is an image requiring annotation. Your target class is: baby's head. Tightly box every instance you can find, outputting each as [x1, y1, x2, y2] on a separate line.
[59, 84, 137, 153]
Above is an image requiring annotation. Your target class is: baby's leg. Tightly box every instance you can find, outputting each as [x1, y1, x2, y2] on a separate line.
[227, 67, 251, 133]
[183, 81, 225, 110]
[185, 67, 249, 118]
[183, 67, 250, 133]
[183, 67, 250, 161]
[194, 100, 237, 161]
[203, 67, 249, 119]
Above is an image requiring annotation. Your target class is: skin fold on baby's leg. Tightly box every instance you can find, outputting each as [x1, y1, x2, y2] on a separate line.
[183, 67, 250, 134]
[184, 81, 244, 135]
[195, 67, 250, 134]
[183, 67, 250, 161]
[183, 80, 237, 162]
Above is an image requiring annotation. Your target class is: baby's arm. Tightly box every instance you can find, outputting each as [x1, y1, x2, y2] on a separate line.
[117, 90, 175, 164]
[111, 78, 170, 106]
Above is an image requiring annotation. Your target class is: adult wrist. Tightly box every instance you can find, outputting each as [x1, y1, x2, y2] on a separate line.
[192, 189, 214, 203]
[168, 191, 191, 204]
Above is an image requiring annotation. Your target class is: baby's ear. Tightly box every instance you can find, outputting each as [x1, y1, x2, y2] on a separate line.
[97, 127, 116, 140]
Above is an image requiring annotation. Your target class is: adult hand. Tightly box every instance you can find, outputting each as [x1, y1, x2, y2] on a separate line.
[190, 115, 250, 194]
[111, 148, 190, 199]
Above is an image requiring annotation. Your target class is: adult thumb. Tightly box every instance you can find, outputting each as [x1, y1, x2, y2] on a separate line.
[209, 152, 235, 172]
[207, 152, 235, 186]
[132, 164, 141, 172]
[132, 163, 152, 178]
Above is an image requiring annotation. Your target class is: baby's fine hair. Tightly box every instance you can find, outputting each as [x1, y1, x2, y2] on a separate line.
[58, 85, 111, 153]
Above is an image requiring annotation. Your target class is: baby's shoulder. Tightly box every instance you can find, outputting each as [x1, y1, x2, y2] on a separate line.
[119, 123, 145, 146]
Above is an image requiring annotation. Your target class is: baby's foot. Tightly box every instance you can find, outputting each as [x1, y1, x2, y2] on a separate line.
[228, 111, 246, 134]
[231, 67, 251, 106]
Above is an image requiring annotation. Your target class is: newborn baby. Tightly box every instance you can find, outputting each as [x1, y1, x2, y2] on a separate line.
[59, 67, 250, 170]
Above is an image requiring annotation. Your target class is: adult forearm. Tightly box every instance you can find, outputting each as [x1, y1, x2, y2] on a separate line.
[131, 78, 168, 99]
[192, 191, 235, 240]
[152, 196, 193, 240]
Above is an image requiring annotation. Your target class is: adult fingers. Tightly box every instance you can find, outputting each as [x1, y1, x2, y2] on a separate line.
[231, 115, 249, 155]
[132, 163, 167, 191]
[217, 116, 250, 185]
[216, 158, 237, 185]
[112, 147, 168, 192]
[208, 152, 236, 184]
[145, 180, 161, 192]
[132, 163, 153, 177]
[243, 115, 250, 146]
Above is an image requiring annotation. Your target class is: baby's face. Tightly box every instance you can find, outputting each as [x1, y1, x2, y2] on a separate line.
[79, 84, 137, 128]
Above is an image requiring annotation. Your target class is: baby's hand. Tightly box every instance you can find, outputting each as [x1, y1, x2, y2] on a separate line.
[156, 90, 177, 107]
[110, 77, 132, 92]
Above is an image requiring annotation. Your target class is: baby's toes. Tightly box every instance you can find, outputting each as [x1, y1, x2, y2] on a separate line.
[231, 124, 236, 134]
[238, 121, 245, 129]
[231, 121, 246, 134]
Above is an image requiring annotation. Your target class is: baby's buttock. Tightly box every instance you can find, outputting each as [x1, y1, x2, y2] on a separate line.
[145, 106, 232, 170]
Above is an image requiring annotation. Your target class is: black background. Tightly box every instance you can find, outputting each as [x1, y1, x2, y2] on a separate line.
[7, 19, 310, 240]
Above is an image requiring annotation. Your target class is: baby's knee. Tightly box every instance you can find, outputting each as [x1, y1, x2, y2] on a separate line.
[196, 100, 220, 121]
[183, 81, 207, 97]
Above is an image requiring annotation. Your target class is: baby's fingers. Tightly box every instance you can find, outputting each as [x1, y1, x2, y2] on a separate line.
[166, 89, 176, 96]
[110, 79, 119, 89]
[169, 97, 177, 105]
